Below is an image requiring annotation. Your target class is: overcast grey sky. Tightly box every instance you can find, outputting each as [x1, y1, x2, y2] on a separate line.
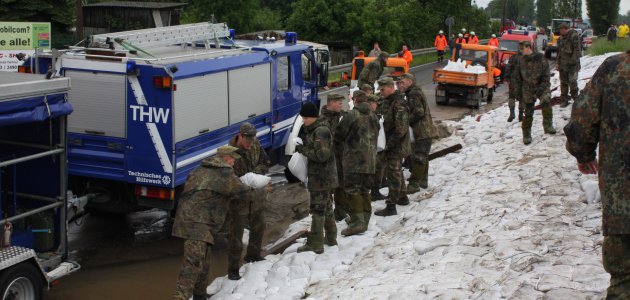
[473, 0, 630, 20]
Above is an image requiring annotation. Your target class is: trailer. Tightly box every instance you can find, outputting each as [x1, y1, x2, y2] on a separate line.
[0, 72, 80, 299]
[20, 22, 329, 213]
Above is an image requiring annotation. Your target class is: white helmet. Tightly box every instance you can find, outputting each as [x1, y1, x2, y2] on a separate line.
[461, 28, 467, 32]
[439, 30, 444, 34]
[491, 34, 496, 38]
[471, 31, 476, 35]
[458, 33, 463, 37]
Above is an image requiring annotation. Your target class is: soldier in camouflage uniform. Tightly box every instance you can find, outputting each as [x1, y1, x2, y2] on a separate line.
[564, 51, 630, 299]
[295, 102, 338, 253]
[320, 94, 348, 222]
[226, 123, 270, 280]
[374, 77, 411, 217]
[557, 23, 582, 108]
[505, 51, 524, 122]
[360, 83, 374, 96]
[172, 146, 252, 300]
[358, 51, 389, 88]
[370, 94, 387, 201]
[398, 73, 433, 194]
[515, 41, 556, 145]
[335, 90, 379, 236]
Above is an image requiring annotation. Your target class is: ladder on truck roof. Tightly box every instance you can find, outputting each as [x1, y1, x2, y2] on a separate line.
[89, 22, 231, 50]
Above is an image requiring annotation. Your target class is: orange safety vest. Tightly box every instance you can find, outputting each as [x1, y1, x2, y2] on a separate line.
[402, 50, 413, 67]
[488, 38, 499, 47]
[456, 38, 467, 44]
[434, 35, 448, 51]
[469, 36, 479, 44]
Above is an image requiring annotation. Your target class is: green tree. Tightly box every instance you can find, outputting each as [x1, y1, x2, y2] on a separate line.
[182, 0, 267, 33]
[537, 0, 554, 27]
[556, 0, 582, 19]
[0, 0, 74, 30]
[586, 0, 621, 34]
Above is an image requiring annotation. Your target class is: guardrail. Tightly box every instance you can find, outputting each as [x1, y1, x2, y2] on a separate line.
[328, 39, 490, 73]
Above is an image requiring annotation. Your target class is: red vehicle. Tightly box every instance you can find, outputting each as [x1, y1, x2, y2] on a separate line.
[500, 19, 517, 34]
[497, 29, 537, 78]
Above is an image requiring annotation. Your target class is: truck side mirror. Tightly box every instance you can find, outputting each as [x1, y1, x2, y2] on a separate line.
[318, 50, 330, 63]
[318, 63, 328, 87]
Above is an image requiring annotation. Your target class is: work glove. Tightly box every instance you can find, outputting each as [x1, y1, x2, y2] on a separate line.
[293, 137, 303, 146]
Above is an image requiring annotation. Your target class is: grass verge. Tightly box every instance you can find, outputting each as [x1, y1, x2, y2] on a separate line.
[585, 37, 630, 56]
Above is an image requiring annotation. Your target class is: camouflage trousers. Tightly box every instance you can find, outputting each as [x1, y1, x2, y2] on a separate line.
[559, 66, 580, 101]
[227, 189, 266, 272]
[309, 190, 336, 239]
[173, 239, 212, 300]
[373, 152, 386, 190]
[383, 151, 405, 205]
[508, 96, 523, 112]
[344, 173, 373, 215]
[603, 235, 630, 299]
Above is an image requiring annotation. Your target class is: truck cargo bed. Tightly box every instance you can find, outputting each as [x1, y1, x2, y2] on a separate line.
[433, 69, 488, 87]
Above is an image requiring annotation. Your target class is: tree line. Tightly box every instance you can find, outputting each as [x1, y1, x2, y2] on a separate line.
[0, 0, 624, 50]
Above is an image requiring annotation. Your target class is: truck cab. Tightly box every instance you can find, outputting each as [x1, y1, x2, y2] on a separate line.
[497, 29, 537, 78]
[433, 43, 499, 107]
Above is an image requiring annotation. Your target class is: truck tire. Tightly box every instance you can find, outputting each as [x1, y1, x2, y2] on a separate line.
[0, 262, 43, 300]
[544, 49, 552, 59]
[435, 96, 448, 106]
[487, 88, 494, 103]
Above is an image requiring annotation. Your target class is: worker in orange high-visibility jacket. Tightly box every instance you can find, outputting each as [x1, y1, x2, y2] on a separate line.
[401, 44, 413, 68]
[455, 33, 467, 44]
[488, 34, 499, 47]
[468, 31, 479, 44]
[434, 30, 448, 62]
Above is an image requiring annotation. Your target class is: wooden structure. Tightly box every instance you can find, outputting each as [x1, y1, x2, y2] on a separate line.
[82, 2, 187, 37]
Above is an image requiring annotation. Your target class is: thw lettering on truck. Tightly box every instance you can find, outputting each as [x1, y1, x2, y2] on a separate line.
[129, 105, 170, 124]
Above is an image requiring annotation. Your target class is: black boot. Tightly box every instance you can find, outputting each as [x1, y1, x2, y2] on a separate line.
[397, 194, 410, 206]
[193, 294, 210, 300]
[374, 204, 397, 216]
[228, 269, 241, 280]
[507, 108, 515, 122]
[371, 189, 386, 201]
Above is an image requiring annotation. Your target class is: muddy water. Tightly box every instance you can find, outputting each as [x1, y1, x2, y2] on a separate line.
[45, 180, 310, 300]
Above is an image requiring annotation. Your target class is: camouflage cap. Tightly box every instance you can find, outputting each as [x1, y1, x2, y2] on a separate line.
[377, 76, 395, 87]
[217, 145, 241, 159]
[400, 73, 416, 84]
[239, 122, 257, 137]
[378, 51, 390, 60]
[352, 90, 367, 103]
[327, 93, 345, 102]
[367, 95, 379, 103]
[558, 23, 570, 30]
[360, 84, 374, 92]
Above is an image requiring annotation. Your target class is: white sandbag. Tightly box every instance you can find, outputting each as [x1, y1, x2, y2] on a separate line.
[284, 116, 304, 155]
[377, 117, 386, 152]
[239, 172, 272, 189]
[288, 152, 308, 182]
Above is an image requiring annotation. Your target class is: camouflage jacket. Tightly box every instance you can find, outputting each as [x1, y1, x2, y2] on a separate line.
[228, 136, 270, 176]
[557, 29, 581, 70]
[334, 102, 379, 174]
[564, 52, 630, 235]
[172, 157, 251, 244]
[406, 84, 434, 140]
[381, 90, 411, 157]
[517, 53, 550, 104]
[320, 105, 345, 179]
[302, 118, 338, 191]
[505, 53, 522, 99]
[357, 58, 385, 87]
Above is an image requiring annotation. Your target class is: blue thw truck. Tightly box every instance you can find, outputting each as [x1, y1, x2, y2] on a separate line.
[21, 22, 329, 213]
[0, 72, 81, 298]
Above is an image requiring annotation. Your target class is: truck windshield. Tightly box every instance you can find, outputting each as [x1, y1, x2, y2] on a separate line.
[499, 40, 519, 52]
[459, 49, 488, 64]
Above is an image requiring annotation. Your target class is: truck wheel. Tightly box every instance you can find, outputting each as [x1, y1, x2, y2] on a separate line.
[0, 262, 43, 300]
[436, 96, 448, 105]
[544, 49, 551, 59]
[487, 88, 494, 103]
